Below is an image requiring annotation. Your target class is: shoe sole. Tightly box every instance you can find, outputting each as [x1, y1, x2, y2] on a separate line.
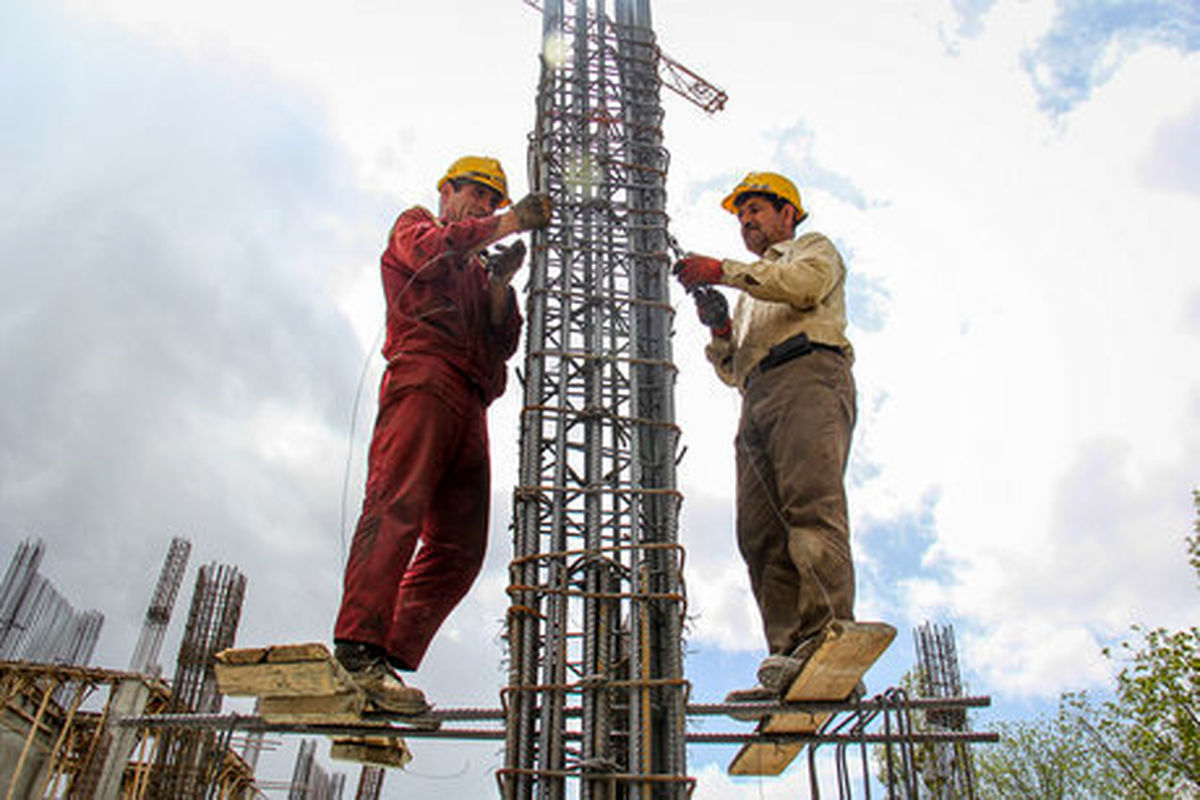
[364, 695, 430, 716]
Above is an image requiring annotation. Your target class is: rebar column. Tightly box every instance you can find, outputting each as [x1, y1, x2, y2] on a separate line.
[146, 562, 246, 799]
[914, 622, 978, 798]
[504, 1, 688, 797]
[131, 536, 192, 674]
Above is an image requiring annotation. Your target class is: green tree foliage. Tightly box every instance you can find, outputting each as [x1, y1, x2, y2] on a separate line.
[975, 693, 1112, 799]
[975, 492, 1200, 798]
[1096, 625, 1199, 796]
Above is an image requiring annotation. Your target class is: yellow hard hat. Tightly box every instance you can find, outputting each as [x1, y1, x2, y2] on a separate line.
[720, 171, 806, 221]
[438, 155, 511, 207]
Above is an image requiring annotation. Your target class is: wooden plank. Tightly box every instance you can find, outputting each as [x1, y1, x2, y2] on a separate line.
[257, 692, 366, 724]
[762, 708, 826, 734]
[330, 736, 412, 769]
[214, 646, 270, 666]
[783, 621, 894, 703]
[216, 643, 332, 665]
[728, 620, 896, 777]
[729, 742, 805, 776]
[264, 643, 332, 663]
[214, 652, 355, 698]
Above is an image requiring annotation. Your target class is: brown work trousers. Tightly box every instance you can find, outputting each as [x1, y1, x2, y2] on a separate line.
[735, 348, 856, 656]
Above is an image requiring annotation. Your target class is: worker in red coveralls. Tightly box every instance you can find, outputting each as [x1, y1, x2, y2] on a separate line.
[334, 156, 552, 713]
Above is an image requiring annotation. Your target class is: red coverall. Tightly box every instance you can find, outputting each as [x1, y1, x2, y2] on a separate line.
[334, 206, 522, 670]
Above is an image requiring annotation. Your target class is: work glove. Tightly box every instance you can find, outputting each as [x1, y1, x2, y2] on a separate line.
[692, 286, 731, 339]
[485, 240, 526, 282]
[673, 253, 723, 289]
[512, 193, 554, 231]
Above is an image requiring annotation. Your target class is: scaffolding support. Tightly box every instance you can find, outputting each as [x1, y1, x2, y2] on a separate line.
[0, 661, 259, 799]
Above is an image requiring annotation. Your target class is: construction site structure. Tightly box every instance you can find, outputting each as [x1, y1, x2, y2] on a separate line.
[0, 4, 1001, 796]
[0, 537, 383, 798]
[0, 539, 103, 669]
[521, 0, 727, 115]
[0, 539, 261, 799]
[0, 661, 258, 799]
[144, 561, 246, 798]
[76, 536, 194, 797]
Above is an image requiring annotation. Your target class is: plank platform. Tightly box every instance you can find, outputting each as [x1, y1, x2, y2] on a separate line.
[728, 620, 896, 776]
[331, 736, 413, 769]
[215, 643, 355, 700]
[214, 641, 435, 766]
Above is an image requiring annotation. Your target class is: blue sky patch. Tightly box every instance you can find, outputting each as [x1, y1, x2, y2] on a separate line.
[1026, 0, 1200, 115]
[953, 0, 999, 37]
[858, 490, 949, 610]
[769, 121, 871, 211]
[847, 270, 891, 334]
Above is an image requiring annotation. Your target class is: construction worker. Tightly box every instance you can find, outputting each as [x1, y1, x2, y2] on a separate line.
[674, 171, 856, 704]
[334, 156, 553, 713]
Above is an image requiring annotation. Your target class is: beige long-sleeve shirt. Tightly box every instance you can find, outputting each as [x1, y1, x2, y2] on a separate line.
[705, 231, 853, 390]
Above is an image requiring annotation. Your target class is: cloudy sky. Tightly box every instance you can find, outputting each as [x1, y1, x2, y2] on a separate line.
[2, 0, 1197, 796]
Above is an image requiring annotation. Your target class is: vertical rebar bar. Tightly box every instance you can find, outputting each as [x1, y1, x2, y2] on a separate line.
[0, 539, 43, 657]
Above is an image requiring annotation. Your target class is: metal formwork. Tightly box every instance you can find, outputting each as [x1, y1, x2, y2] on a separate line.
[503, 1, 688, 797]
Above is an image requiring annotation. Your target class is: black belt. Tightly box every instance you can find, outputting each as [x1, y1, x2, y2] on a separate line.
[756, 332, 843, 375]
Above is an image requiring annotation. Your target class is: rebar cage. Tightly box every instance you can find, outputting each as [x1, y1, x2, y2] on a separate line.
[502, 1, 690, 798]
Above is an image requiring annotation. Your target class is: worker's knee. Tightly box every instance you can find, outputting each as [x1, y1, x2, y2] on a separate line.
[440, 538, 488, 586]
[787, 526, 852, 581]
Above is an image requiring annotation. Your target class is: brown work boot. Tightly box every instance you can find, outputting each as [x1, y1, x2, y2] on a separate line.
[757, 634, 821, 694]
[724, 683, 778, 721]
[335, 642, 429, 716]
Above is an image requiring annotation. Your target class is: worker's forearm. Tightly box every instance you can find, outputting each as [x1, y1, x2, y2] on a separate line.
[487, 281, 516, 327]
[462, 211, 521, 262]
[494, 211, 521, 241]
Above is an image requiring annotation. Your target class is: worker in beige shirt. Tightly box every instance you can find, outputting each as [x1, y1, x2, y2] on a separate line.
[675, 171, 857, 705]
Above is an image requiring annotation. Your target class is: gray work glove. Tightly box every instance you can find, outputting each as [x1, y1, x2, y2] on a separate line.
[692, 286, 730, 336]
[486, 239, 526, 282]
[512, 193, 554, 231]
